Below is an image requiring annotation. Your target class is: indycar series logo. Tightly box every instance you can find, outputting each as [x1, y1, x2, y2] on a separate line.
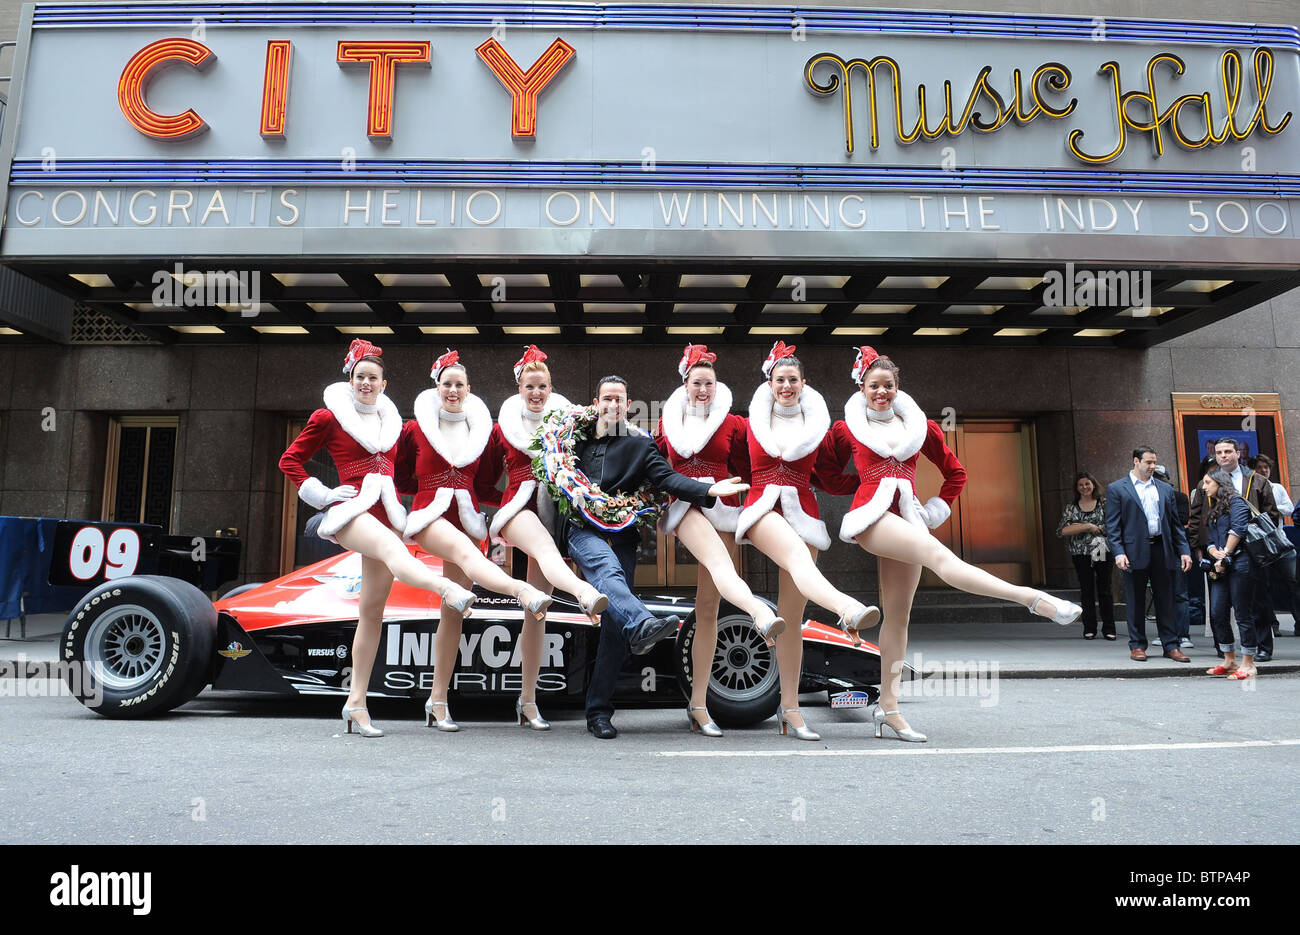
[381, 623, 570, 692]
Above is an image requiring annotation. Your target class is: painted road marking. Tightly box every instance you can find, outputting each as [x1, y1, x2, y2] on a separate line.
[657, 739, 1300, 757]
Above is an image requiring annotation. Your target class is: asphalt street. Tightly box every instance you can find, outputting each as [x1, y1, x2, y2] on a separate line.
[2, 675, 1296, 845]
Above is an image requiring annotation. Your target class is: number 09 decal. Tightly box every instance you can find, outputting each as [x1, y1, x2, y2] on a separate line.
[68, 526, 142, 581]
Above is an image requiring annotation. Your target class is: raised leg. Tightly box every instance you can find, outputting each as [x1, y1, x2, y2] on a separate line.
[745, 512, 862, 620]
[414, 517, 545, 619]
[334, 512, 466, 603]
[677, 509, 774, 635]
[855, 511, 1043, 606]
[503, 509, 605, 621]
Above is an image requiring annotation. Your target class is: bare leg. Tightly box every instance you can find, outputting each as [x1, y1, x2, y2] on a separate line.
[334, 512, 470, 606]
[342, 554, 394, 729]
[856, 511, 1041, 606]
[876, 555, 923, 734]
[414, 517, 546, 616]
[676, 509, 776, 635]
[518, 557, 549, 716]
[502, 509, 606, 623]
[431, 562, 472, 706]
[746, 512, 866, 621]
[774, 554, 812, 731]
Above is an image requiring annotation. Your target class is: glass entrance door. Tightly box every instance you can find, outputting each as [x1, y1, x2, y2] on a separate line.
[915, 420, 1043, 586]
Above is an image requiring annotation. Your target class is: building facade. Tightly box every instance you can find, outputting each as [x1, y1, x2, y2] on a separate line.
[1, 0, 1297, 606]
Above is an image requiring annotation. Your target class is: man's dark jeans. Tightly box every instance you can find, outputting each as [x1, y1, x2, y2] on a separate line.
[567, 525, 655, 723]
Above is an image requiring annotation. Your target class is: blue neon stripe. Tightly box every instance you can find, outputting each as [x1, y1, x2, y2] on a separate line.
[11, 158, 1300, 197]
[26, 3, 1300, 50]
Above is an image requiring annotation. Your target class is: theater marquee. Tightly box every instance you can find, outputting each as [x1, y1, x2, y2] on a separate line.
[1, 2, 1299, 268]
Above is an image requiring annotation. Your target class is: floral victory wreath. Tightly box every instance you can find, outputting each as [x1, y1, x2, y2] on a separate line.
[531, 405, 667, 532]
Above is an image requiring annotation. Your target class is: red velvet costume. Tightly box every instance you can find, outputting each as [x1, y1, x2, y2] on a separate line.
[828, 389, 967, 543]
[654, 381, 749, 534]
[279, 382, 407, 543]
[483, 392, 571, 544]
[735, 384, 845, 551]
[396, 389, 496, 542]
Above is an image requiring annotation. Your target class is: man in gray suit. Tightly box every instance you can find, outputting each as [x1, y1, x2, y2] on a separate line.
[1106, 446, 1193, 662]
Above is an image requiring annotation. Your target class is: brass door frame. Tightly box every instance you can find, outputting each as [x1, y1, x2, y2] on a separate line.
[279, 417, 305, 576]
[926, 418, 1044, 587]
[101, 415, 181, 530]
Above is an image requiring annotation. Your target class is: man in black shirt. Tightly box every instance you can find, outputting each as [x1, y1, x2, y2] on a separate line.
[565, 376, 748, 739]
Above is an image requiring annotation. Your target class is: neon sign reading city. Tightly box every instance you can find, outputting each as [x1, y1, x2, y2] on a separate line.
[115, 35, 1290, 166]
[117, 36, 575, 142]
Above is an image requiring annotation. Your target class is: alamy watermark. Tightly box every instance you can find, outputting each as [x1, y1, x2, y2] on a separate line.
[1042, 261, 1151, 314]
[899, 652, 1000, 707]
[0, 654, 104, 706]
[151, 262, 261, 316]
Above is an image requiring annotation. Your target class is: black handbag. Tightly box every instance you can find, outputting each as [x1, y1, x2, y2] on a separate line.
[1242, 501, 1297, 567]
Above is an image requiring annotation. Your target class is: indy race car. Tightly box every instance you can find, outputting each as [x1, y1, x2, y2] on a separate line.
[60, 545, 886, 724]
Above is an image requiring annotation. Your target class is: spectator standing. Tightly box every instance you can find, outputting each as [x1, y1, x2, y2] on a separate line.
[1105, 447, 1193, 662]
[1056, 472, 1116, 640]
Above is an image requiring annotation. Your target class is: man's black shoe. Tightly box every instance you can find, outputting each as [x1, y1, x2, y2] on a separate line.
[587, 716, 618, 739]
[629, 614, 681, 655]
[1256, 651, 1272, 662]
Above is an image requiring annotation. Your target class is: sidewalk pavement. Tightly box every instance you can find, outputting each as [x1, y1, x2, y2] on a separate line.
[4, 612, 1297, 680]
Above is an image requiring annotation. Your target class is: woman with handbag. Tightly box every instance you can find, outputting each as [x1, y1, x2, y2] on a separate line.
[1056, 473, 1117, 640]
[1197, 469, 1257, 679]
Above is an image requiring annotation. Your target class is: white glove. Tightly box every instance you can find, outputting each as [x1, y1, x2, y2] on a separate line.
[920, 496, 951, 529]
[299, 476, 357, 510]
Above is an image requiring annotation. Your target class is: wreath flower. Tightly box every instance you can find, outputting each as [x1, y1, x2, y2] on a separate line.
[531, 405, 667, 532]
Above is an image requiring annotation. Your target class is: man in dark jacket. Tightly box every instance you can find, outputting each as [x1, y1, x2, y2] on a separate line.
[565, 376, 748, 739]
[1189, 438, 1279, 659]
[1106, 446, 1193, 661]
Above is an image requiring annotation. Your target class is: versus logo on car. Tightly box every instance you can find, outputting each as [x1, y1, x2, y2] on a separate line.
[218, 641, 250, 660]
[830, 690, 874, 708]
[307, 645, 349, 658]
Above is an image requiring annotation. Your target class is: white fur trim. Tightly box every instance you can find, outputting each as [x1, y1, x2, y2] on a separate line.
[488, 480, 560, 544]
[298, 476, 334, 511]
[747, 384, 830, 462]
[658, 477, 743, 535]
[921, 496, 951, 529]
[413, 389, 492, 468]
[322, 382, 402, 454]
[843, 389, 928, 461]
[735, 485, 830, 550]
[661, 382, 733, 459]
[497, 392, 571, 453]
[490, 480, 535, 540]
[405, 487, 488, 541]
[316, 473, 407, 543]
[838, 478, 928, 543]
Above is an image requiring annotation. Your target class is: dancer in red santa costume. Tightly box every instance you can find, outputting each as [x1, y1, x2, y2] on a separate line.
[828, 347, 1082, 743]
[735, 341, 882, 741]
[656, 344, 786, 737]
[397, 348, 556, 732]
[479, 346, 610, 729]
[279, 340, 477, 738]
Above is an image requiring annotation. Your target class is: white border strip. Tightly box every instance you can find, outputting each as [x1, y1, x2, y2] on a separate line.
[657, 739, 1300, 757]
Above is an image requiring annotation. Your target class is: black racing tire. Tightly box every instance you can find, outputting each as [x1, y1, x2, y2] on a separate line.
[60, 576, 218, 719]
[673, 610, 780, 728]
